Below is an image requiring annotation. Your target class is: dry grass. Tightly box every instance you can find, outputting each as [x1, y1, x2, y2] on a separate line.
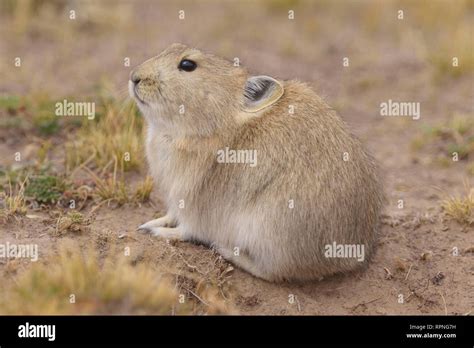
[0, 177, 28, 223]
[0, 239, 233, 314]
[65, 99, 143, 172]
[134, 175, 154, 203]
[441, 185, 474, 226]
[85, 162, 130, 206]
[0, 240, 183, 314]
[83, 159, 153, 207]
[468, 163, 474, 177]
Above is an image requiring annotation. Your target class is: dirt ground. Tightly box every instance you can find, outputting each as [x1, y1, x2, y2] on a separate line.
[0, 0, 473, 315]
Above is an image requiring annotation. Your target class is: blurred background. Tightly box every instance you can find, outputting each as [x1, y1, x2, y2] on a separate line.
[1, 0, 472, 97]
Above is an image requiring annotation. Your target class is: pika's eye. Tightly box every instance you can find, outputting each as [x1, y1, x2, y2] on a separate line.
[178, 59, 197, 72]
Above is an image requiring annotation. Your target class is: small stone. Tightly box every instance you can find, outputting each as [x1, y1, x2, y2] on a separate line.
[420, 251, 433, 261]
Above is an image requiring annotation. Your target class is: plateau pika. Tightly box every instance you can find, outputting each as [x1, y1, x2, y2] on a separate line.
[129, 43, 384, 282]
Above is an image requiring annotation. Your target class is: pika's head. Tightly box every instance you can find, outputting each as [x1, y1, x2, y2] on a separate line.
[129, 43, 284, 136]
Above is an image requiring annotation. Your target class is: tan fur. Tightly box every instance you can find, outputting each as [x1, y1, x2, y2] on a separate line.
[130, 43, 385, 282]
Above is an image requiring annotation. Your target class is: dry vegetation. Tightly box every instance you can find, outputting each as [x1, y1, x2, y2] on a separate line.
[0, 177, 27, 222]
[65, 99, 143, 172]
[0, 240, 182, 314]
[442, 185, 474, 226]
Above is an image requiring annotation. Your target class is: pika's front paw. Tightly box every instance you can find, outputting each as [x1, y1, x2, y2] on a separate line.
[137, 214, 177, 231]
[138, 225, 184, 240]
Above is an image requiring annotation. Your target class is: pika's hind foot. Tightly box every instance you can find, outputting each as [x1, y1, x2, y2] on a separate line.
[216, 247, 275, 282]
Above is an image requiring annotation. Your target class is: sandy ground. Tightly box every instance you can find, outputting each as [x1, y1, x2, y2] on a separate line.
[0, 0, 473, 315]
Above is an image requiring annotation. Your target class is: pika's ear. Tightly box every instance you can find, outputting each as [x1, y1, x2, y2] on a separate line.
[242, 76, 284, 113]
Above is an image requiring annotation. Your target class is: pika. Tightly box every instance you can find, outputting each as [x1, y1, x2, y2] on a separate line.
[129, 43, 384, 282]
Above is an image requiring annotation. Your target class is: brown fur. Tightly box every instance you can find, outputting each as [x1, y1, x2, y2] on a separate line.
[130, 43, 384, 282]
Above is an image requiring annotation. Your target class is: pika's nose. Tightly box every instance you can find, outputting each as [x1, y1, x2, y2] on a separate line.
[130, 71, 141, 85]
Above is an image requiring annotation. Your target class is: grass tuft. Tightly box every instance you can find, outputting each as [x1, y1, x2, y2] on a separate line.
[134, 176, 154, 203]
[83, 158, 154, 207]
[0, 240, 183, 314]
[65, 100, 143, 172]
[441, 185, 474, 226]
[85, 159, 129, 207]
[0, 177, 27, 222]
